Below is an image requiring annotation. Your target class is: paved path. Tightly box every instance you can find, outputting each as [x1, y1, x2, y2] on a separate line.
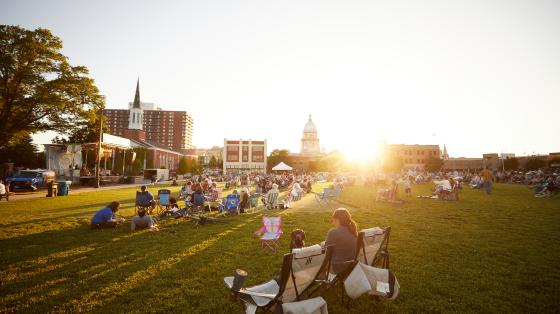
[3, 182, 172, 202]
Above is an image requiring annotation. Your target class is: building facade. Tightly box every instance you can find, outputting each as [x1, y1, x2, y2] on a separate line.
[104, 79, 194, 152]
[222, 139, 267, 174]
[385, 144, 441, 170]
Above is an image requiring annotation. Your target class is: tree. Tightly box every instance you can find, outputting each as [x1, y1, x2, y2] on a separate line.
[209, 155, 217, 168]
[503, 157, 519, 171]
[0, 135, 43, 168]
[524, 158, 546, 171]
[0, 25, 105, 149]
[267, 149, 293, 172]
[178, 157, 189, 174]
[52, 109, 107, 144]
[424, 156, 444, 172]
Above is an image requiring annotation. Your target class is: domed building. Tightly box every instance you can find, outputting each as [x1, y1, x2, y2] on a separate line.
[300, 115, 321, 156]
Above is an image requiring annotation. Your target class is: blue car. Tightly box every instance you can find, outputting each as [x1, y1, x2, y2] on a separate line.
[7, 169, 55, 191]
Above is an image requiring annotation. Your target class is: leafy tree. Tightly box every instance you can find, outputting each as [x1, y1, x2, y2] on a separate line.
[524, 158, 546, 171]
[0, 135, 43, 168]
[209, 155, 217, 168]
[178, 156, 189, 174]
[267, 149, 293, 172]
[52, 109, 107, 144]
[503, 157, 519, 171]
[0, 25, 104, 149]
[130, 148, 146, 175]
[424, 156, 444, 172]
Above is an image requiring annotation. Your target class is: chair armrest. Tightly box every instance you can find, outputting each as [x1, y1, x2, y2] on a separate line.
[237, 289, 278, 299]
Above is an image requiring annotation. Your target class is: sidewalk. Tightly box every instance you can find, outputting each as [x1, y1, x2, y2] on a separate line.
[3, 182, 170, 202]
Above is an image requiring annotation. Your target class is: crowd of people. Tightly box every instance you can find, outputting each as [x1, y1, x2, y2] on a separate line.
[89, 173, 325, 231]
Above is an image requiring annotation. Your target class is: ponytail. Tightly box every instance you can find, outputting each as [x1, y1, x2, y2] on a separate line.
[332, 208, 358, 237]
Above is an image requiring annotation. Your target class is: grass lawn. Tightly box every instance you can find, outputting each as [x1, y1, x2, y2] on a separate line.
[1, 183, 559, 313]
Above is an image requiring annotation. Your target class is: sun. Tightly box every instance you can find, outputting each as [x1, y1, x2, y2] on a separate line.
[342, 144, 380, 162]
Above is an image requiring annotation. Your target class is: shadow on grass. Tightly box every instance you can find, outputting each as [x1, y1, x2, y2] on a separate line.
[0, 213, 266, 313]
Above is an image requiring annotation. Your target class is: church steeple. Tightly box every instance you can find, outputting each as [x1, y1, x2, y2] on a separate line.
[132, 78, 141, 109]
[128, 78, 143, 130]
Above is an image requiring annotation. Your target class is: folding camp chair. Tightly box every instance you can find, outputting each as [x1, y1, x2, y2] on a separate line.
[255, 217, 283, 252]
[224, 194, 240, 215]
[329, 188, 341, 201]
[224, 245, 333, 314]
[315, 188, 331, 205]
[357, 227, 391, 268]
[343, 261, 400, 301]
[208, 188, 222, 211]
[189, 193, 208, 215]
[135, 191, 151, 214]
[310, 226, 393, 305]
[156, 189, 172, 215]
[264, 192, 278, 210]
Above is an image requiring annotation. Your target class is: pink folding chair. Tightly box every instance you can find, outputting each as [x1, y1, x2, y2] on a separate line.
[255, 217, 283, 252]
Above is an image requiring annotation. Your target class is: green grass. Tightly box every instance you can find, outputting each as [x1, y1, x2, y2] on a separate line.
[0, 183, 559, 313]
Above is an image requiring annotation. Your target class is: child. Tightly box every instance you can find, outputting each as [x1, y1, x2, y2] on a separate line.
[403, 177, 412, 197]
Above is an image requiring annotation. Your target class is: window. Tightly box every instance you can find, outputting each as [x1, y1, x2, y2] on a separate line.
[242, 146, 249, 162]
[226, 145, 239, 162]
[252, 146, 264, 162]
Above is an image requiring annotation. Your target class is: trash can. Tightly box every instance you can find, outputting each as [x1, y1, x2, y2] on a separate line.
[57, 181, 72, 196]
[46, 181, 58, 197]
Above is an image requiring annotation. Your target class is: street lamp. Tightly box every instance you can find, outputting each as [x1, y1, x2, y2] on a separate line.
[95, 105, 104, 188]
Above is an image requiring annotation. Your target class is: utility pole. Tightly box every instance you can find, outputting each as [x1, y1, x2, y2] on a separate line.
[95, 106, 104, 188]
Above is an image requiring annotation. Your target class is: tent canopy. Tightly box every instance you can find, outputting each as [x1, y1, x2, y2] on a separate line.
[272, 162, 293, 171]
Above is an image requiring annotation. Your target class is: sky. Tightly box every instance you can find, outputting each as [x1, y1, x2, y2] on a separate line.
[1, 0, 559, 159]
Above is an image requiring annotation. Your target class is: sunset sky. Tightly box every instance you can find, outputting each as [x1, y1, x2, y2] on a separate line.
[2, 0, 559, 159]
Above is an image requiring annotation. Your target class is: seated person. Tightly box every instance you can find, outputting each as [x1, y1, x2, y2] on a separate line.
[263, 184, 279, 208]
[169, 197, 179, 209]
[324, 208, 358, 274]
[239, 188, 250, 213]
[138, 185, 156, 213]
[131, 208, 158, 232]
[0, 180, 6, 196]
[91, 202, 124, 229]
[225, 190, 240, 214]
[192, 186, 206, 208]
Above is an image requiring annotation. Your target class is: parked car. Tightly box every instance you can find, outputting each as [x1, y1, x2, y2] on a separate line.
[7, 169, 55, 191]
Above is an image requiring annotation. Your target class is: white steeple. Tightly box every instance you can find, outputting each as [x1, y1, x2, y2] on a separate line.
[128, 78, 143, 130]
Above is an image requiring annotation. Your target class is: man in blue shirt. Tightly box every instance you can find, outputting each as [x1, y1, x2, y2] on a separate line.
[91, 201, 124, 229]
[138, 185, 156, 213]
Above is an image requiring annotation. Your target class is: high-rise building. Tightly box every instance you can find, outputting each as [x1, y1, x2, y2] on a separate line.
[104, 79, 193, 151]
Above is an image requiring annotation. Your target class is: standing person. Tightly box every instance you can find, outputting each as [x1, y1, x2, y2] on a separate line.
[90, 202, 124, 229]
[403, 176, 412, 197]
[239, 187, 250, 213]
[324, 208, 358, 274]
[480, 167, 495, 195]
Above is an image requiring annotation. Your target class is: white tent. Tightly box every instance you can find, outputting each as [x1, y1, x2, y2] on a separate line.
[272, 162, 293, 171]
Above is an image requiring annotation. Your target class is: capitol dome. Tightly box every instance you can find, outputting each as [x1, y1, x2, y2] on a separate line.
[303, 115, 317, 133]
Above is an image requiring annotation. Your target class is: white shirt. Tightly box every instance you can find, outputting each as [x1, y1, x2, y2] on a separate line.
[0, 183, 6, 195]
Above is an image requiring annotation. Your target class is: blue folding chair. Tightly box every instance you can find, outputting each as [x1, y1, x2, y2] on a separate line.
[135, 191, 150, 213]
[225, 194, 240, 214]
[315, 188, 330, 205]
[157, 189, 172, 214]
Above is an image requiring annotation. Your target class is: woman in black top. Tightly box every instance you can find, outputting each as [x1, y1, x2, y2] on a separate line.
[325, 208, 358, 274]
